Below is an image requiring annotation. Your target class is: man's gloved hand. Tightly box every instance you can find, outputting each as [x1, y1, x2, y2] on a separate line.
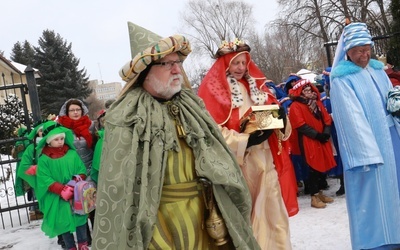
[247, 130, 274, 148]
[278, 106, 286, 120]
[25, 165, 37, 175]
[315, 133, 330, 143]
[322, 132, 330, 141]
[322, 126, 331, 141]
[60, 185, 74, 201]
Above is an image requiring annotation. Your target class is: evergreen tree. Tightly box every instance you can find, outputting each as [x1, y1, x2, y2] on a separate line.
[389, 0, 400, 69]
[34, 30, 91, 115]
[0, 94, 32, 141]
[10, 40, 35, 66]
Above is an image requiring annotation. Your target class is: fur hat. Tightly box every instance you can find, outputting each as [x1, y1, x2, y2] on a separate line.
[36, 121, 75, 150]
[118, 22, 191, 97]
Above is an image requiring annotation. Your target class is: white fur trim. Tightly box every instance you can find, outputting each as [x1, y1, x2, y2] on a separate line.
[46, 133, 65, 144]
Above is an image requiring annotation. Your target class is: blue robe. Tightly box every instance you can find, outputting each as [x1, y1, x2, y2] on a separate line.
[320, 92, 343, 177]
[330, 59, 400, 250]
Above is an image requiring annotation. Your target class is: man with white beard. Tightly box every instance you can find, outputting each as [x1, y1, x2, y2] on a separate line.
[91, 22, 259, 250]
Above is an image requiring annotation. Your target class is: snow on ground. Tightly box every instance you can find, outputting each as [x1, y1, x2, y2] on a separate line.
[290, 178, 351, 250]
[1, 152, 351, 250]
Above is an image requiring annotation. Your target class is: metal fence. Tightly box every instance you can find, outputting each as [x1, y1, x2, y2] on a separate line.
[0, 66, 41, 229]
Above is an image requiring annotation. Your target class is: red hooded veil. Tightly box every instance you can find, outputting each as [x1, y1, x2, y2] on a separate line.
[198, 50, 299, 217]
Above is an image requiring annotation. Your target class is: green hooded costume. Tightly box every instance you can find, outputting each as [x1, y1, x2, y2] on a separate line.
[13, 125, 31, 196]
[35, 121, 88, 238]
[16, 120, 53, 193]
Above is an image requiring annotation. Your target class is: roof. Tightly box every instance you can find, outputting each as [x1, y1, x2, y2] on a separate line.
[0, 53, 21, 73]
[10, 61, 41, 78]
[0, 53, 41, 78]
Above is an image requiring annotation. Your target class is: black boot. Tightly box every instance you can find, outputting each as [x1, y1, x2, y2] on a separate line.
[318, 173, 329, 190]
[303, 179, 310, 195]
[57, 235, 66, 249]
[336, 175, 345, 196]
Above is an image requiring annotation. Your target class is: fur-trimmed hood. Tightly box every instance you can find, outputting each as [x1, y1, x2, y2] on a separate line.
[331, 59, 384, 80]
[58, 98, 89, 117]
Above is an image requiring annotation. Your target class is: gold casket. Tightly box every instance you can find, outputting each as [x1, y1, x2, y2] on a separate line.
[240, 104, 284, 134]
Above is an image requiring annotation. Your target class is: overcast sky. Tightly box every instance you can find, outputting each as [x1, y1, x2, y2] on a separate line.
[1, 0, 278, 84]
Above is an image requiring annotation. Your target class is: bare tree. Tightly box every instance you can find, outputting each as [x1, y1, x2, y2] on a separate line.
[250, 24, 311, 83]
[84, 94, 104, 121]
[180, 0, 255, 59]
[274, 0, 391, 67]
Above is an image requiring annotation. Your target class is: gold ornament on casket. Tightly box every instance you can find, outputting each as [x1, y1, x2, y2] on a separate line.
[240, 104, 284, 134]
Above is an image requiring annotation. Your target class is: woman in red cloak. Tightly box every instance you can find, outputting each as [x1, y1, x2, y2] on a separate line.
[198, 39, 298, 250]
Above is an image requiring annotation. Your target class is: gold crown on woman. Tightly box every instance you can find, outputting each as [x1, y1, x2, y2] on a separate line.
[214, 38, 250, 58]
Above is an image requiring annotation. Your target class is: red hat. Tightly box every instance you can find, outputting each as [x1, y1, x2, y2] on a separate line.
[289, 79, 320, 99]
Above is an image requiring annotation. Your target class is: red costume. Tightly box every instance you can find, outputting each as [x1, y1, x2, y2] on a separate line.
[199, 45, 298, 249]
[288, 81, 336, 172]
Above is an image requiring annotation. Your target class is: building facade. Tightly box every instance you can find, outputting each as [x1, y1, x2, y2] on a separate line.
[89, 80, 122, 101]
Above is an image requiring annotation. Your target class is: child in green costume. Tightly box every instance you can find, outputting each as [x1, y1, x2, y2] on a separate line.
[32, 121, 89, 250]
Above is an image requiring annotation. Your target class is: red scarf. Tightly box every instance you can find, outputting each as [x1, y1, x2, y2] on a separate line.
[58, 115, 93, 148]
[42, 144, 69, 159]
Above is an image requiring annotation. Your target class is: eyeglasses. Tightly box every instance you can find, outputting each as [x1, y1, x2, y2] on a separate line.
[353, 48, 371, 55]
[153, 60, 182, 70]
[68, 108, 82, 113]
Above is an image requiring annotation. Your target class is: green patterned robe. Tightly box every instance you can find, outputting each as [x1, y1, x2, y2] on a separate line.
[92, 87, 260, 250]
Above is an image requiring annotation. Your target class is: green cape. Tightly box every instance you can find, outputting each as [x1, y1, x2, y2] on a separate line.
[92, 88, 260, 250]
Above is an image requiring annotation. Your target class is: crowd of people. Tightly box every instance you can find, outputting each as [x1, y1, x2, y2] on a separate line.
[12, 21, 400, 250]
[13, 99, 113, 250]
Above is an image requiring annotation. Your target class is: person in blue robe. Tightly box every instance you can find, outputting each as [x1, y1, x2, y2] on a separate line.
[330, 22, 400, 250]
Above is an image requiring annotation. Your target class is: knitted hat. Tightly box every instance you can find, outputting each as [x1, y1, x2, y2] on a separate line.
[36, 121, 75, 150]
[343, 23, 374, 52]
[332, 22, 374, 69]
[118, 22, 191, 96]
